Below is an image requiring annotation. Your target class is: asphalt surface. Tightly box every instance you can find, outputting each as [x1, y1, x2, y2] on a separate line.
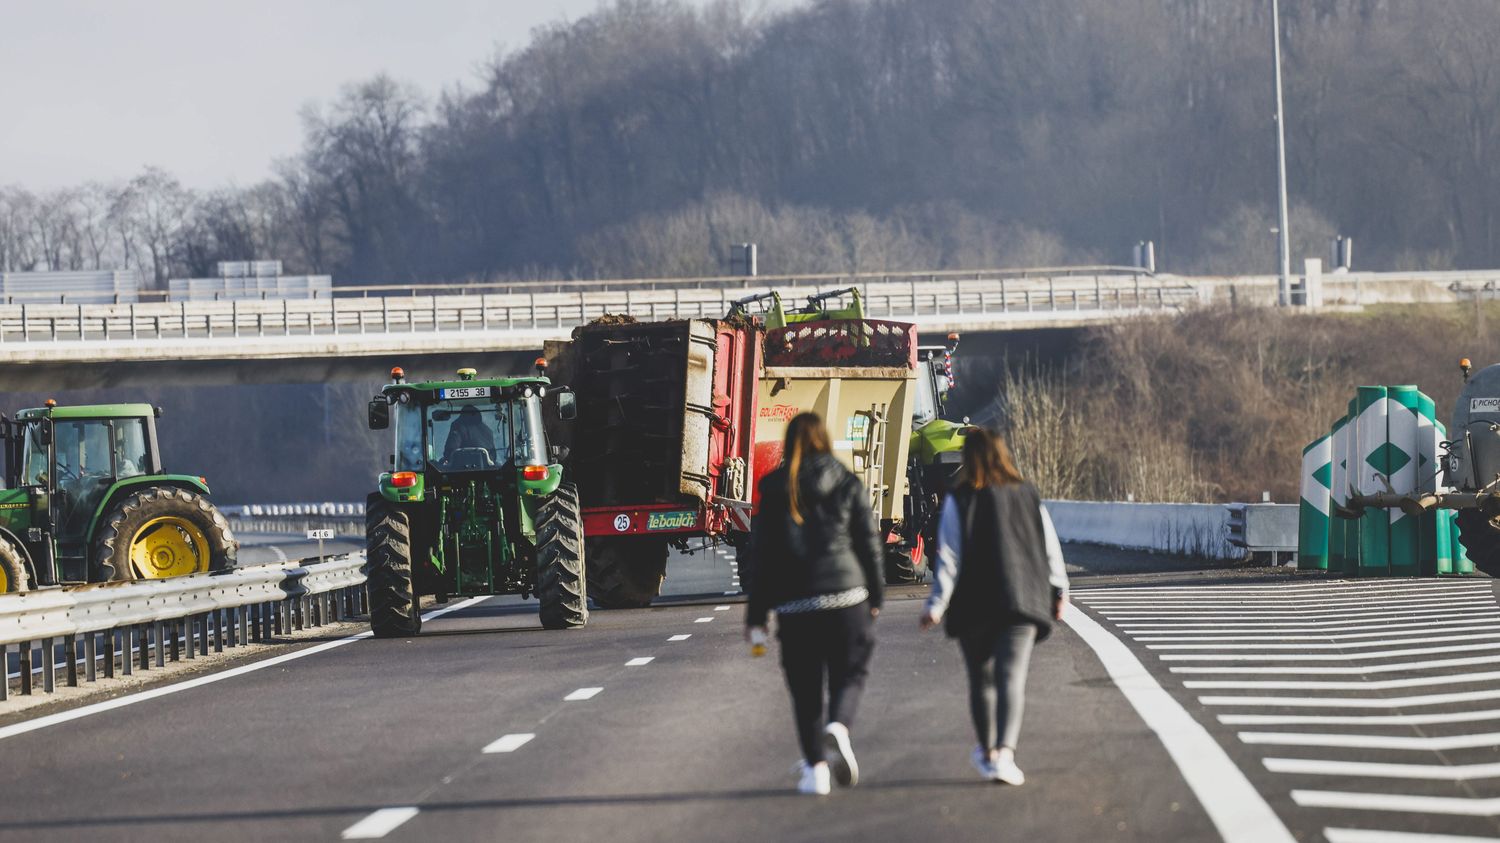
[0, 545, 1494, 842]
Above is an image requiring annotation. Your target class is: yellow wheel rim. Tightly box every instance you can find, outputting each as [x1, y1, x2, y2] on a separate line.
[0, 563, 9, 593]
[129, 516, 210, 579]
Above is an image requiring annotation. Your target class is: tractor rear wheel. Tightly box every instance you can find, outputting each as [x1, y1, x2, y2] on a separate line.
[0, 535, 29, 593]
[586, 536, 668, 609]
[536, 482, 587, 630]
[883, 545, 921, 586]
[1456, 510, 1500, 574]
[93, 486, 237, 582]
[367, 494, 422, 637]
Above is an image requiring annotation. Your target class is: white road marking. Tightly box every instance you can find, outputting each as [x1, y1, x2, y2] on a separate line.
[1292, 790, 1500, 816]
[1118, 611, 1500, 629]
[482, 733, 536, 754]
[1131, 618, 1500, 636]
[714, 605, 730, 611]
[1162, 641, 1500, 662]
[723, 590, 739, 595]
[1201, 688, 1500, 709]
[564, 687, 603, 701]
[1186, 670, 1500, 691]
[1174, 653, 1500, 675]
[694, 617, 714, 623]
[1325, 828, 1500, 843]
[1148, 631, 1500, 648]
[668, 634, 692, 641]
[1099, 602, 1493, 621]
[0, 595, 489, 743]
[1220, 709, 1500, 726]
[1074, 580, 1491, 594]
[341, 807, 420, 839]
[1062, 607, 1294, 843]
[625, 657, 654, 666]
[1081, 591, 1492, 607]
[1241, 730, 1500, 751]
[1267, 757, 1500, 780]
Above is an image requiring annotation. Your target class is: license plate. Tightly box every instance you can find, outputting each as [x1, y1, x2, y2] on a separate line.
[441, 386, 491, 399]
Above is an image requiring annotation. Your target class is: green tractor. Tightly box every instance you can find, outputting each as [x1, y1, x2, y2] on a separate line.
[365, 366, 587, 636]
[903, 333, 968, 580]
[0, 402, 237, 593]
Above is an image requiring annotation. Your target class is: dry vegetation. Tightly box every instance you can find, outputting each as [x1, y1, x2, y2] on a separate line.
[977, 302, 1500, 503]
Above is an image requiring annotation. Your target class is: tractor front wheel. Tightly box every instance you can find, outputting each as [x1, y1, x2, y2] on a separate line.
[536, 482, 587, 629]
[0, 535, 29, 593]
[1456, 510, 1500, 575]
[367, 494, 421, 637]
[586, 535, 668, 609]
[93, 487, 237, 582]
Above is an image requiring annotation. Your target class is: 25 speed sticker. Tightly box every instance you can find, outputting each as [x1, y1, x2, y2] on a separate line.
[612, 514, 631, 532]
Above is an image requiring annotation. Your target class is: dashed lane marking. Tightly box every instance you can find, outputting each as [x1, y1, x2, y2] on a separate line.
[0, 595, 490, 743]
[694, 617, 714, 623]
[482, 733, 536, 754]
[714, 605, 730, 611]
[625, 657, 654, 666]
[1325, 827, 1500, 842]
[341, 807, 420, 839]
[668, 634, 691, 641]
[1062, 604, 1295, 843]
[564, 687, 603, 701]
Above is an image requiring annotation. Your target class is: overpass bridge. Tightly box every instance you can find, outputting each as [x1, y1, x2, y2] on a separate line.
[0, 265, 1489, 389]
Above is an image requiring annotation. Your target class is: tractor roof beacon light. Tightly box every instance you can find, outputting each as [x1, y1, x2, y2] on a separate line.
[44, 399, 56, 408]
[391, 367, 406, 384]
[535, 357, 548, 376]
[1462, 358, 1473, 383]
[457, 368, 477, 381]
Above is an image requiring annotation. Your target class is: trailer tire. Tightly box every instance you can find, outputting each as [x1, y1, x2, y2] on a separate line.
[0, 536, 28, 593]
[537, 483, 588, 630]
[883, 545, 921, 585]
[367, 494, 422, 638]
[93, 486, 237, 582]
[1456, 510, 1500, 574]
[586, 536, 668, 609]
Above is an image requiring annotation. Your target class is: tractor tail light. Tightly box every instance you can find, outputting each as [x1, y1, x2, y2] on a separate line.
[522, 465, 549, 481]
[391, 472, 418, 488]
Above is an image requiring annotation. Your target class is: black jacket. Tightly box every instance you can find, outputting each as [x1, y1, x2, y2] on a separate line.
[945, 481, 1055, 641]
[747, 453, 884, 625]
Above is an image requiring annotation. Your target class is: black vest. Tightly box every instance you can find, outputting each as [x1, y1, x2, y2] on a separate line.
[945, 482, 1055, 641]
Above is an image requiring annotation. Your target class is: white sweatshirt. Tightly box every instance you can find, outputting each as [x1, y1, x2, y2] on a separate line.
[924, 496, 1069, 623]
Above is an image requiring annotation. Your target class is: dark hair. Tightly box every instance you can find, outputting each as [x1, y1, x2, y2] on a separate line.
[783, 412, 832, 524]
[957, 427, 1024, 489]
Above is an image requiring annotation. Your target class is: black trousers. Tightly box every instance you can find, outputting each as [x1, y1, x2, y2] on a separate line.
[777, 602, 876, 763]
[958, 623, 1037, 751]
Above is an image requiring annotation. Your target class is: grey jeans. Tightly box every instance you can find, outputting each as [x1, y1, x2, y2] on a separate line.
[958, 624, 1038, 751]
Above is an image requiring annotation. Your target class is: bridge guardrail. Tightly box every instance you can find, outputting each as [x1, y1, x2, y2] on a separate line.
[0, 273, 1195, 344]
[0, 554, 367, 700]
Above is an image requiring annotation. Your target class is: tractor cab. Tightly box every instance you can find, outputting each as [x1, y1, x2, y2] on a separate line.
[0, 402, 229, 589]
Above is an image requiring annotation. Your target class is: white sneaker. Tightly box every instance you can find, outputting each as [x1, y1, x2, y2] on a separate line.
[823, 722, 860, 787]
[797, 761, 832, 795]
[995, 748, 1025, 785]
[970, 746, 999, 781]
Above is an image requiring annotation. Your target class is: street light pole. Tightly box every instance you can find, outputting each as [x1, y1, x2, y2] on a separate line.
[1271, 0, 1293, 306]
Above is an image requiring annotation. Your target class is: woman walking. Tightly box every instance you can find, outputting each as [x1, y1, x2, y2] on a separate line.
[746, 412, 884, 796]
[919, 427, 1068, 785]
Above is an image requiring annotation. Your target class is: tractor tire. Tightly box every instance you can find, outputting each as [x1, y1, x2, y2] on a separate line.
[536, 482, 588, 630]
[1456, 510, 1500, 575]
[93, 486, 237, 583]
[0, 535, 29, 593]
[586, 535, 668, 609]
[366, 494, 422, 638]
[883, 545, 921, 586]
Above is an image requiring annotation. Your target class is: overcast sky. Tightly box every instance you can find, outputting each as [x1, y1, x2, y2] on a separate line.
[2, 0, 754, 190]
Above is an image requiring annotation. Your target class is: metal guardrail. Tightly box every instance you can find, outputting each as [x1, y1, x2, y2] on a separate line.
[1226, 503, 1299, 564]
[0, 274, 1195, 344]
[0, 555, 367, 700]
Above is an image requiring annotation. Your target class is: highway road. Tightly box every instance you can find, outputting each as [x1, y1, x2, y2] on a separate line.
[0, 546, 1495, 842]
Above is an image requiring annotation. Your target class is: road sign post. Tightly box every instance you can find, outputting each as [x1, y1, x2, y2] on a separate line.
[307, 528, 335, 562]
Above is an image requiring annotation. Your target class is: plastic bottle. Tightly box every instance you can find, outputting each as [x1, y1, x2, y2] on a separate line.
[750, 627, 768, 658]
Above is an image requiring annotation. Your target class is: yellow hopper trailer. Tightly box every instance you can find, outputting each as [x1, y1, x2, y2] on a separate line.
[751, 319, 922, 584]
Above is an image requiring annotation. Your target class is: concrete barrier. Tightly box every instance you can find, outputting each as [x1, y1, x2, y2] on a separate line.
[1044, 500, 1240, 559]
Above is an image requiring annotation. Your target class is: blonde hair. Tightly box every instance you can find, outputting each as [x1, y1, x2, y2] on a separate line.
[957, 427, 1024, 489]
[783, 413, 832, 524]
